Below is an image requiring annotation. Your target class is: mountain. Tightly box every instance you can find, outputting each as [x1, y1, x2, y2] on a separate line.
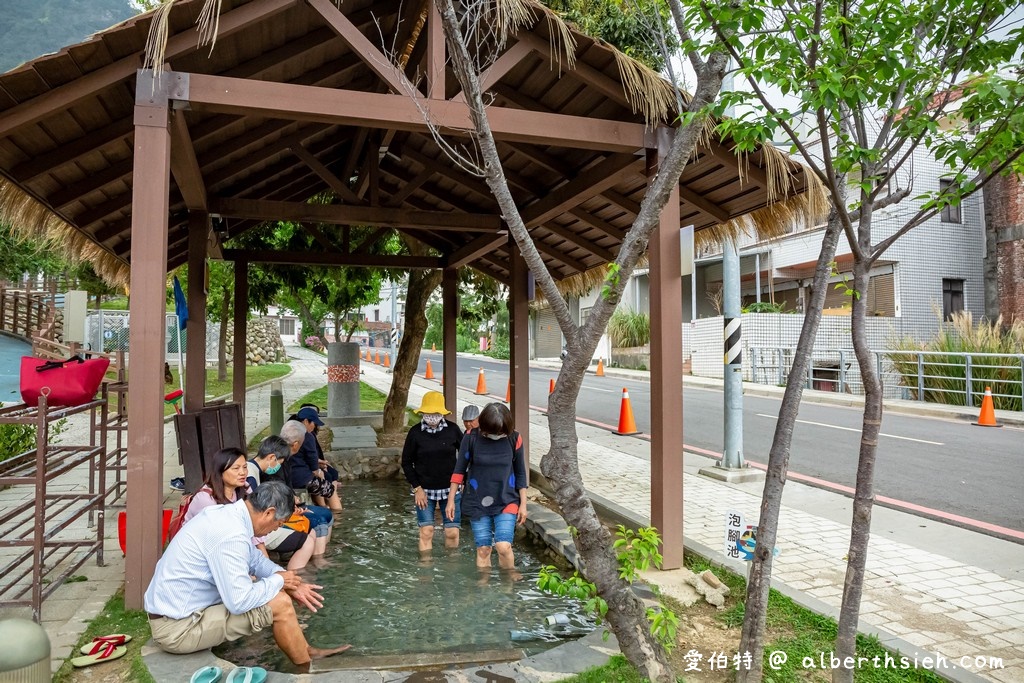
[0, 0, 137, 73]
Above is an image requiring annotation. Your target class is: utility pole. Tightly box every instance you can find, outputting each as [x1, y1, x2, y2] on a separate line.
[389, 279, 397, 371]
[699, 237, 763, 483]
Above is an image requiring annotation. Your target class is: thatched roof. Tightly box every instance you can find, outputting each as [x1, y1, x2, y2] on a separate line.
[0, 0, 826, 290]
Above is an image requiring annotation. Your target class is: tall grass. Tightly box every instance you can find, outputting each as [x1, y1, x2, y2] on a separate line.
[887, 312, 1024, 411]
[607, 308, 650, 348]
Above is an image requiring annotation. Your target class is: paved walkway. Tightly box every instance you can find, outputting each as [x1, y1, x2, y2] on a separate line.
[4, 344, 1021, 681]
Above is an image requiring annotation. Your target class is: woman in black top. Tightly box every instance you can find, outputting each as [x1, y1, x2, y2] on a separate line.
[401, 391, 464, 552]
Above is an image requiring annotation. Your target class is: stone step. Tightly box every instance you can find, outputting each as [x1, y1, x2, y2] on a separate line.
[330, 424, 379, 450]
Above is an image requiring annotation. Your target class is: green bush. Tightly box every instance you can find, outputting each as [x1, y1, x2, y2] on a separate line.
[0, 418, 66, 463]
[607, 308, 650, 347]
[887, 312, 1024, 411]
[743, 301, 788, 313]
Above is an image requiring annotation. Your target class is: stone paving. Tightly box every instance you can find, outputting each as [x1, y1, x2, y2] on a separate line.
[3, 344, 1022, 682]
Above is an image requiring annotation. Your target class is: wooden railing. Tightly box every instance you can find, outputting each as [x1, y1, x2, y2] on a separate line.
[0, 286, 53, 340]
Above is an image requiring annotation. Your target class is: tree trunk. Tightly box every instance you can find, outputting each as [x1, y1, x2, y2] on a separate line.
[382, 267, 441, 435]
[217, 289, 230, 382]
[833, 253, 883, 682]
[738, 206, 845, 683]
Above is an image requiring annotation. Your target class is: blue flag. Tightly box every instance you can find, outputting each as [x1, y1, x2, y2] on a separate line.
[172, 276, 189, 330]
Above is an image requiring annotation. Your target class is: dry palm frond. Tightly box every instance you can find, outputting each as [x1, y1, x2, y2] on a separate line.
[0, 181, 130, 288]
[493, 0, 542, 47]
[612, 50, 675, 125]
[144, 0, 224, 76]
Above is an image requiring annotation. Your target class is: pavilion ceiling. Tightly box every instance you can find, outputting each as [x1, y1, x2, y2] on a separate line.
[0, 0, 824, 288]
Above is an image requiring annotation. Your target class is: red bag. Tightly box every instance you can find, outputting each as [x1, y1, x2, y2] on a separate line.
[20, 355, 110, 407]
[165, 493, 196, 544]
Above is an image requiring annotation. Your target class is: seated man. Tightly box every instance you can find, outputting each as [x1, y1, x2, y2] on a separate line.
[143, 481, 350, 668]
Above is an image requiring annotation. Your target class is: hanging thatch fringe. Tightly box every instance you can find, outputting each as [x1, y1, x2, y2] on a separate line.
[0, 180, 130, 288]
[612, 51, 676, 126]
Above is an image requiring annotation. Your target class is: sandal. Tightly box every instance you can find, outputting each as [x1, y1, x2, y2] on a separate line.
[79, 633, 132, 655]
[190, 665, 224, 683]
[70, 642, 127, 668]
[225, 667, 267, 683]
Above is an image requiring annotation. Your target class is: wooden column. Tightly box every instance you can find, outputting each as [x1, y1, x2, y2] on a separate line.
[648, 147, 684, 569]
[232, 259, 249, 418]
[184, 212, 209, 413]
[509, 243, 530, 475]
[426, 0, 445, 99]
[125, 73, 172, 609]
[442, 268, 458, 416]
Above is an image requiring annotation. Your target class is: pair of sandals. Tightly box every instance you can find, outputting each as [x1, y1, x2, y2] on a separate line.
[191, 665, 268, 683]
[70, 634, 131, 668]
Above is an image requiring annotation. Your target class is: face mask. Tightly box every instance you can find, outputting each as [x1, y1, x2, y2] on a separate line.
[485, 433, 505, 440]
[265, 463, 282, 475]
[422, 414, 443, 427]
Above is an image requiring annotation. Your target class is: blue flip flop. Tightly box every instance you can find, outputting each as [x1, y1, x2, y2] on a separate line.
[225, 667, 267, 683]
[189, 666, 222, 683]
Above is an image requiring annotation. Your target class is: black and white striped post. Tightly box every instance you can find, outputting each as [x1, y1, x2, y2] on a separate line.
[722, 238, 745, 469]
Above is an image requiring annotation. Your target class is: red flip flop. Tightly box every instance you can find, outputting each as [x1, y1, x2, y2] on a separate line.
[71, 642, 127, 668]
[79, 634, 132, 656]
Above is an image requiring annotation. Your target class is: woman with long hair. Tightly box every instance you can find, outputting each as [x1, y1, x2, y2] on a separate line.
[446, 403, 527, 569]
[184, 446, 317, 571]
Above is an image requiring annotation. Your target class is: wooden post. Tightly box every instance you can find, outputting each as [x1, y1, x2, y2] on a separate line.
[648, 145, 684, 569]
[442, 268, 458, 415]
[124, 71, 172, 609]
[185, 212, 209, 412]
[426, 0, 445, 99]
[509, 242, 530, 475]
[232, 259, 249, 419]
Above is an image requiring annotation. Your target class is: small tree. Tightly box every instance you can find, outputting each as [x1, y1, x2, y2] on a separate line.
[685, 0, 1024, 680]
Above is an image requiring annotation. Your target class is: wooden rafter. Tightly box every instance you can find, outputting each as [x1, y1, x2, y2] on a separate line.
[521, 155, 644, 227]
[450, 39, 534, 104]
[169, 111, 208, 211]
[288, 142, 362, 204]
[447, 234, 508, 268]
[222, 248, 441, 269]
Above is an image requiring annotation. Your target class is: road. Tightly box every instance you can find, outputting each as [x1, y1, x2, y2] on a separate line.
[415, 351, 1024, 539]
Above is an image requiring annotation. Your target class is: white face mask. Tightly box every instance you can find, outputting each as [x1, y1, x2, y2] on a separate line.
[422, 413, 444, 427]
[484, 433, 505, 440]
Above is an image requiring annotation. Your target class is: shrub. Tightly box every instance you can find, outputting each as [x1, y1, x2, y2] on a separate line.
[887, 312, 1024, 411]
[607, 309, 650, 348]
[743, 301, 788, 313]
[304, 335, 324, 351]
[0, 418, 67, 463]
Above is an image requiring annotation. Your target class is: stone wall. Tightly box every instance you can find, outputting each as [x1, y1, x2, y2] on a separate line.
[225, 317, 288, 365]
[328, 448, 403, 480]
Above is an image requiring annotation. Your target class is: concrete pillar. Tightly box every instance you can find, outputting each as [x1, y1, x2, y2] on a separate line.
[442, 268, 458, 416]
[722, 238, 744, 468]
[327, 342, 361, 417]
[509, 243, 530, 474]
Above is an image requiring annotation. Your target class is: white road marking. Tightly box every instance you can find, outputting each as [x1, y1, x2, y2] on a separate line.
[755, 413, 944, 445]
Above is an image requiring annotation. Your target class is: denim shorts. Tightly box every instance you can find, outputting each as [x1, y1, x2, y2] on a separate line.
[415, 493, 461, 529]
[470, 513, 516, 547]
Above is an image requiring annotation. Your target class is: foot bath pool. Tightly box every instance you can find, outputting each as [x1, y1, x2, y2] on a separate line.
[215, 479, 592, 673]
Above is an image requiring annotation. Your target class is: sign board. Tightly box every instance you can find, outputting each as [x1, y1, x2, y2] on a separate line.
[724, 509, 758, 561]
[680, 226, 695, 277]
[63, 290, 88, 344]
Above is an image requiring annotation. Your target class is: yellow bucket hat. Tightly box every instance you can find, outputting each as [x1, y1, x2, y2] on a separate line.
[414, 391, 450, 415]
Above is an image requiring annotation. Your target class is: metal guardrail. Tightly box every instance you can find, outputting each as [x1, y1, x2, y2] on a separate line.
[749, 347, 1024, 411]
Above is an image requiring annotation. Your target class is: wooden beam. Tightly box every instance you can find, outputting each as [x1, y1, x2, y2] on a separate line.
[603, 189, 642, 217]
[182, 72, 649, 152]
[221, 248, 442, 269]
[677, 183, 730, 223]
[426, 0, 445, 99]
[300, 223, 338, 252]
[289, 142, 362, 204]
[50, 158, 133, 210]
[169, 110, 208, 211]
[521, 155, 644, 227]
[446, 234, 508, 268]
[567, 208, 626, 241]
[306, 0, 414, 95]
[532, 236, 589, 273]
[11, 118, 133, 183]
[540, 221, 616, 262]
[705, 144, 769, 187]
[351, 227, 390, 254]
[209, 197, 501, 230]
[0, 0, 298, 139]
[450, 39, 534, 104]
[385, 165, 433, 207]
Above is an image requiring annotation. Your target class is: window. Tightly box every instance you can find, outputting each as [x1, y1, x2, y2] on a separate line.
[579, 306, 592, 327]
[374, 309, 380, 322]
[939, 179, 961, 223]
[942, 279, 964, 320]
[279, 318, 295, 336]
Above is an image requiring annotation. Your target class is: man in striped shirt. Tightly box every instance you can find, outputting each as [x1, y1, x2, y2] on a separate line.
[144, 481, 350, 668]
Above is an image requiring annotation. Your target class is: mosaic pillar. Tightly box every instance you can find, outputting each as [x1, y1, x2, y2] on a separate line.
[327, 342, 360, 417]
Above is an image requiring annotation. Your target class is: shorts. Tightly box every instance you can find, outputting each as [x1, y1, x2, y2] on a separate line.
[301, 504, 333, 538]
[306, 476, 335, 499]
[415, 493, 461, 529]
[264, 526, 308, 553]
[149, 602, 273, 654]
[470, 512, 516, 547]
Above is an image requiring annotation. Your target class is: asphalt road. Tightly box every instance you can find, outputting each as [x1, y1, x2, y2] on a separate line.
[416, 351, 1024, 538]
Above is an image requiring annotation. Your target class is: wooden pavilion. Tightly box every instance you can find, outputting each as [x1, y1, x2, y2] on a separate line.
[0, 0, 823, 608]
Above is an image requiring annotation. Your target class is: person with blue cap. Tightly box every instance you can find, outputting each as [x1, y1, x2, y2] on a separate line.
[288, 407, 342, 512]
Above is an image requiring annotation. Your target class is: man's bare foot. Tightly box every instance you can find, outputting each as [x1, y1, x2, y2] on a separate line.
[309, 644, 351, 659]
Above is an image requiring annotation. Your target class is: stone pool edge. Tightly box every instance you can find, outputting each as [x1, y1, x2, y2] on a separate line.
[142, 504, 622, 683]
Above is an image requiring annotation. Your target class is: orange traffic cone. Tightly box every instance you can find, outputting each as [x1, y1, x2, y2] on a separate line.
[475, 368, 488, 395]
[363, 348, 369, 361]
[383, 354, 390, 368]
[432, 343, 436, 352]
[973, 386, 1002, 427]
[424, 360, 434, 379]
[440, 374, 444, 386]
[596, 358, 605, 377]
[613, 388, 639, 435]
[505, 380, 511, 403]
[549, 378, 556, 394]
[374, 350, 380, 365]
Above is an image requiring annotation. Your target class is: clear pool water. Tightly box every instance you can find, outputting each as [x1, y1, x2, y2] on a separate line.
[215, 479, 592, 672]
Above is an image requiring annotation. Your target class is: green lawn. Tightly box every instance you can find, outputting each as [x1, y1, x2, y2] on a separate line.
[52, 590, 154, 683]
[112, 363, 292, 416]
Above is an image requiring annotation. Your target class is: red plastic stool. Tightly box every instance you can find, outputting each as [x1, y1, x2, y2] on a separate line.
[117, 510, 172, 556]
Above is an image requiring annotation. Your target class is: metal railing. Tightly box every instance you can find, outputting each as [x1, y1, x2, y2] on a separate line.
[749, 347, 1024, 411]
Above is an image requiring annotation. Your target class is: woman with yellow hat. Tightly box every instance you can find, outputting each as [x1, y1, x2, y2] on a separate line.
[401, 391, 464, 552]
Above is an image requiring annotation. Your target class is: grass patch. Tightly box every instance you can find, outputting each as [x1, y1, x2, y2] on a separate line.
[113, 363, 291, 417]
[52, 589, 154, 683]
[556, 655, 646, 683]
